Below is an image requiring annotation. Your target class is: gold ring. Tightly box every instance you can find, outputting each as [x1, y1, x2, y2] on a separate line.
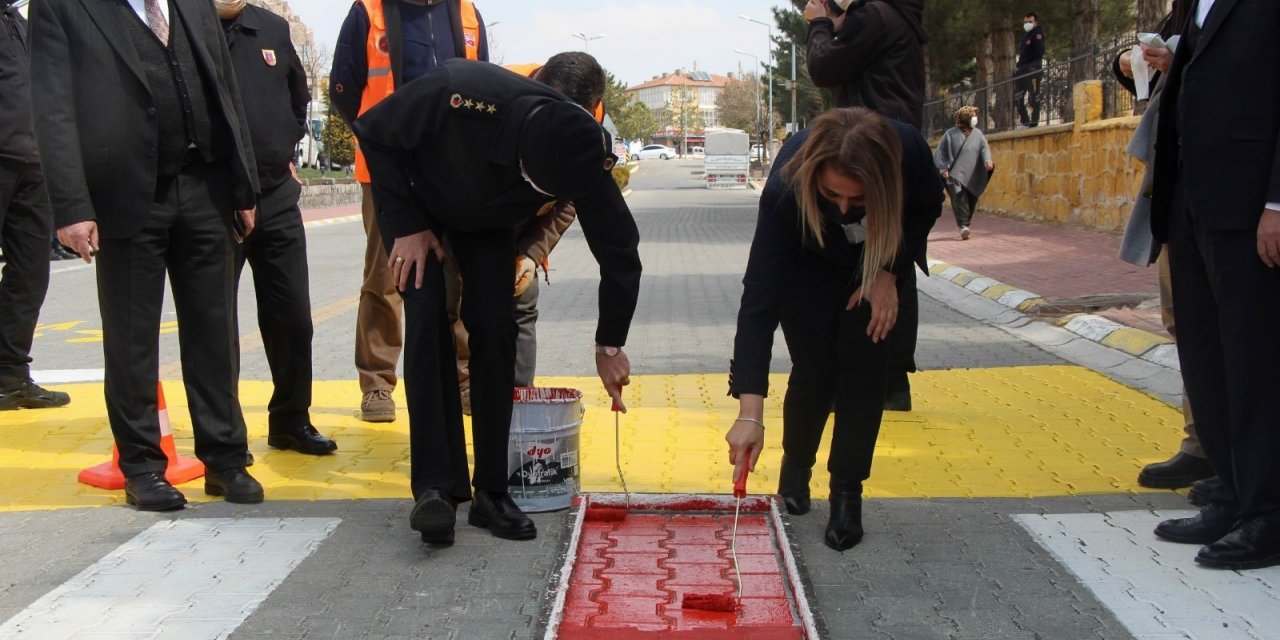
[395, 257, 405, 263]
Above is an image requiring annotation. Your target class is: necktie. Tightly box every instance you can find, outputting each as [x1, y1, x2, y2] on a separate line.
[144, 0, 168, 45]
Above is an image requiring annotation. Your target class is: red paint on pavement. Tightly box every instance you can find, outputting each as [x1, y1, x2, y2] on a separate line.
[300, 202, 360, 223]
[557, 514, 805, 639]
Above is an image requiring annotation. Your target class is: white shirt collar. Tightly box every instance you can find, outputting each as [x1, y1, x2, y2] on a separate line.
[1196, 0, 1216, 27]
[124, 0, 169, 30]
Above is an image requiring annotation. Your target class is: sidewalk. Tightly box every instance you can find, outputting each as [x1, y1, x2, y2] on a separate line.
[928, 212, 1174, 365]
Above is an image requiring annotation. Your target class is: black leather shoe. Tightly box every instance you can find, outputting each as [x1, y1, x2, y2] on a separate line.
[883, 371, 911, 412]
[50, 243, 78, 261]
[1195, 517, 1280, 570]
[0, 379, 71, 410]
[268, 424, 337, 455]
[204, 467, 264, 504]
[1137, 452, 1215, 489]
[124, 472, 186, 511]
[824, 489, 864, 551]
[1187, 476, 1220, 508]
[468, 489, 536, 540]
[777, 456, 812, 516]
[1154, 503, 1237, 544]
[410, 489, 458, 545]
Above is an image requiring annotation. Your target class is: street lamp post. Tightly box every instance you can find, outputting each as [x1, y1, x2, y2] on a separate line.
[571, 32, 607, 52]
[733, 48, 762, 163]
[740, 14, 773, 162]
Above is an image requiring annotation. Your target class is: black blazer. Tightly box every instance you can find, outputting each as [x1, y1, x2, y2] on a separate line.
[1150, 0, 1280, 241]
[730, 120, 943, 397]
[353, 59, 642, 348]
[29, 0, 259, 238]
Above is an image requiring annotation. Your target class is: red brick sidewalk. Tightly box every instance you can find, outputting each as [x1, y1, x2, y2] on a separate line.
[301, 201, 360, 224]
[928, 213, 1167, 337]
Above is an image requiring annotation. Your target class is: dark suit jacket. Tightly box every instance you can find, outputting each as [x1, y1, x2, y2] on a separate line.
[1150, 0, 1280, 241]
[729, 120, 943, 397]
[29, 0, 258, 238]
[353, 58, 642, 348]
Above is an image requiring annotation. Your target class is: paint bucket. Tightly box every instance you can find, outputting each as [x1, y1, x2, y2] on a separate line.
[507, 387, 584, 512]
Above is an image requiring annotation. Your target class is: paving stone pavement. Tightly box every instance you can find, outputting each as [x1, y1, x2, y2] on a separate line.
[5, 160, 1274, 640]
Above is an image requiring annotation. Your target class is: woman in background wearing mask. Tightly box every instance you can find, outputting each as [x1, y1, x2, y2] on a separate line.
[725, 108, 941, 551]
[934, 106, 993, 240]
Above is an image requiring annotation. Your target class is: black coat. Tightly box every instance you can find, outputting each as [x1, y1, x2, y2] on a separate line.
[222, 3, 308, 190]
[730, 120, 943, 397]
[352, 59, 642, 348]
[29, 0, 258, 237]
[1150, 0, 1280, 240]
[806, 0, 929, 129]
[0, 2, 37, 164]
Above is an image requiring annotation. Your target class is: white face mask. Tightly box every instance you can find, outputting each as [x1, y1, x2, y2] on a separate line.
[1023, 22, 1035, 33]
[214, 0, 246, 19]
[969, 116, 979, 128]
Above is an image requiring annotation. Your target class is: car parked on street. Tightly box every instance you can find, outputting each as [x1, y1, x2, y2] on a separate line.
[632, 144, 678, 161]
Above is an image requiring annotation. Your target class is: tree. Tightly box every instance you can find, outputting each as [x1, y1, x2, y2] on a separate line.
[716, 73, 763, 132]
[603, 71, 630, 121]
[323, 104, 355, 167]
[661, 84, 705, 151]
[614, 100, 657, 142]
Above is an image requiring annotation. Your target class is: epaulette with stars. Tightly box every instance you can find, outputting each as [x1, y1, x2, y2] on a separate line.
[448, 92, 500, 116]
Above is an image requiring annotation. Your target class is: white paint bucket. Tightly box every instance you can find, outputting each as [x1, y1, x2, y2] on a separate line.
[507, 387, 584, 512]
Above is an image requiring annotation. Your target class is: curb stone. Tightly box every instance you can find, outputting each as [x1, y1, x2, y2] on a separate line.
[926, 258, 1179, 371]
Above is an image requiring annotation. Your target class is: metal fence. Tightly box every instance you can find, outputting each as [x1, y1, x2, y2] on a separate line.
[923, 33, 1139, 139]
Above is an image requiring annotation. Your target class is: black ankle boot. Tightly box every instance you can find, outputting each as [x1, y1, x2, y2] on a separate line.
[777, 456, 812, 516]
[825, 487, 864, 551]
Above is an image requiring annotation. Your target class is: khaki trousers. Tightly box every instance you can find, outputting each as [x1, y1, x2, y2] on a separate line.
[355, 184, 403, 393]
[1158, 247, 1201, 457]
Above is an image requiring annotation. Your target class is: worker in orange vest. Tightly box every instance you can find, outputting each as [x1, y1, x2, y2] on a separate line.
[445, 60, 607, 414]
[329, 0, 488, 423]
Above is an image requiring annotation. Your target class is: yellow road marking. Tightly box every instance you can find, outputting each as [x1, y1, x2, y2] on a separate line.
[0, 366, 1183, 512]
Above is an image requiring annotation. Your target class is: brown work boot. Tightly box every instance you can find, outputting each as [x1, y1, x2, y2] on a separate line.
[360, 389, 396, 422]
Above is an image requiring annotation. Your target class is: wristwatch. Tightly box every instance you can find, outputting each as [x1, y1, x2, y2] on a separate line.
[594, 344, 620, 357]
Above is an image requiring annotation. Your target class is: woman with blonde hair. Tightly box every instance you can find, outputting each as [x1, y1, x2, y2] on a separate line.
[726, 108, 941, 550]
[934, 105, 993, 240]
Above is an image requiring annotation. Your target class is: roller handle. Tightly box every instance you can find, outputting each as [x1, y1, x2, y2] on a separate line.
[733, 464, 749, 499]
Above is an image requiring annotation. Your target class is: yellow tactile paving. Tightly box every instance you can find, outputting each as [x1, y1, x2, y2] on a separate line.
[0, 366, 1183, 512]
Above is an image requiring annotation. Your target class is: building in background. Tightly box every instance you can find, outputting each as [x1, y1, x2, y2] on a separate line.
[626, 68, 730, 152]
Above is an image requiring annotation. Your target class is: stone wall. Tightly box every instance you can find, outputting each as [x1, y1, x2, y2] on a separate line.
[973, 81, 1145, 233]
[299, 179, 361, 210]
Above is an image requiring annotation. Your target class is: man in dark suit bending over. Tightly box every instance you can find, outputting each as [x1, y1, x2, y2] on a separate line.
[30, 0, 264, 510]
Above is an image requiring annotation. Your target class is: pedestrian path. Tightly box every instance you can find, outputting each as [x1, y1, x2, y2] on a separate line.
[0, 366, 1183, 512]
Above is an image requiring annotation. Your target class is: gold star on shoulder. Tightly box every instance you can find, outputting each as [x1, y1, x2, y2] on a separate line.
[474, 101, 487, 112]
[463, 98, 475, 109]
[486, 103, 497, 114]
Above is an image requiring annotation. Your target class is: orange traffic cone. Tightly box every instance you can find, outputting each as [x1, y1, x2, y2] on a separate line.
[78, 381, 205, 490]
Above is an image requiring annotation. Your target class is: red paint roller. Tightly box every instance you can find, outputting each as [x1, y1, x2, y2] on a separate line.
[680, 464, 749, 613]
[584, 398, 630, 522]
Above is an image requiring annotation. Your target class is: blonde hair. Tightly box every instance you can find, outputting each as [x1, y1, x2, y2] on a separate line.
[953, 105, 979, 128]
[782, 108, 903, 296]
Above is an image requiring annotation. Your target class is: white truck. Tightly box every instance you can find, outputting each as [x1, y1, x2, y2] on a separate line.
[703, 129, 750, 189]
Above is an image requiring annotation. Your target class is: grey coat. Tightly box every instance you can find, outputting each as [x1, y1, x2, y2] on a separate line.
[934, 127, 991, 197]
[1117, 35, 1180, 267]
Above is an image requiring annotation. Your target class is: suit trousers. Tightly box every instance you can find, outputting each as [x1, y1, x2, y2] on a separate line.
[96, 160, 248, 477]
[1168, 187, 1280, 521]
[779, 286, 890, 491]
[398, 222, 519, 500]
[1156, 249, 1201, 457]
[234, 177, 313, 430]
[355, 183, 402, 393]
[445, 258, 538, 389]
[0, 161, 52, 386]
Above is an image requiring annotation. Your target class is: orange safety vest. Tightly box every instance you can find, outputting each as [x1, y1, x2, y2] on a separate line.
[503, 62, 605, 123]
[354, 0, 481, 183]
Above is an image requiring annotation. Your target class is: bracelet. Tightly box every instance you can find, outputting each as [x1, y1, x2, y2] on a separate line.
[734, 417, 765, 429]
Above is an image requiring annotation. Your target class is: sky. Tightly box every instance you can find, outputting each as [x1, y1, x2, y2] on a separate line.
[290, 1, 790, 87]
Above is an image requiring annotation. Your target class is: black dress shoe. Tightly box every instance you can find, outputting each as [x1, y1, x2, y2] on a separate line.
[204, 467, 265, 504]
[1154, 503, 1237, 544]
[777, 456, 812, 516]
[1137, 452, 1215, 489]
[410, 489, 458, 545]
[883, 371, 911, 412]
[1196, 517, 1280, 570]
[124, 472, 186, 511]
[1187, 476, 1220, 508]
[824, 489, 864, 551]
[468, 489, 536, 540]
[0, 379, 71, 410]
[50, 243, 78, 261]
[268, 424, 338, 455]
